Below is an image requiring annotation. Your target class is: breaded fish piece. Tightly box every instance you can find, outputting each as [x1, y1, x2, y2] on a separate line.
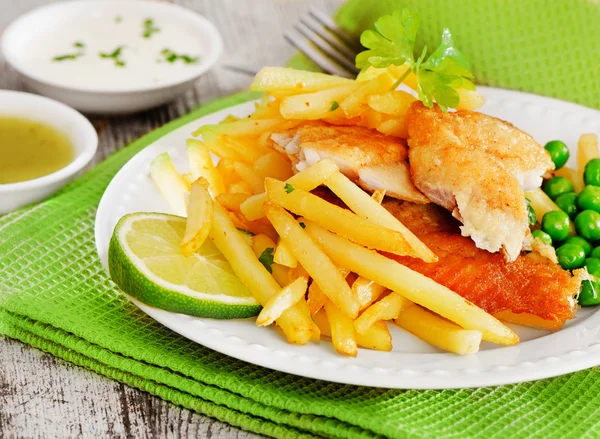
[406, 102, 554, 262]
[383, 200, 581, 329]
[271, 123, 429, 203]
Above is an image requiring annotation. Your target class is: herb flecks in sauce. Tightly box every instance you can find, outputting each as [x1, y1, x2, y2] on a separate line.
[159, 48, 200, 64]
[143, 18, 160, 38]
[73, 41, 85, 49]
[115, 16, 123, 23]
[99, 46, 126, 67]
[52, 53, 83, 62]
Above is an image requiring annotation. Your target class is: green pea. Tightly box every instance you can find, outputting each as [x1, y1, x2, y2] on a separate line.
[532, 229, 552, 246]
[591, 247, 600, 259]
[556, 244, 585, 270]
[543, 177, 574, 200]
[544, 140, 570, 170]
[564, 236, 592, 256]
[583, 258, 600, 278]
[575, 210, 600, 241]
[526, 199, 536, 226]
[541, 211, 571, 242]
[579, 280, 600, 306]
[577, 185, 600, 212]
[555, 192, 578, 219]
[584, 158, 600, 187]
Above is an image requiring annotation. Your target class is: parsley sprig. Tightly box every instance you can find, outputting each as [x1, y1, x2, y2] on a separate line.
[355, 9, 475, 111]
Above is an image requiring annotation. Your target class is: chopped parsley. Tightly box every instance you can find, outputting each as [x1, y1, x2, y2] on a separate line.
[355, 9, 475, 111]
[299, 222, 306, 229]
[115, 16, 123, 23]
[143, 18, 160, 38]
[99, 46, 126, 67]
[52, 53, 83, 62]
[73, 41, 85, 49]
[236, 227, 255, 236]
[258, 248, 275, 273]
[159, 48, 200, 64]
[284, 183, 295, 194]
[329, 101, 340, 111]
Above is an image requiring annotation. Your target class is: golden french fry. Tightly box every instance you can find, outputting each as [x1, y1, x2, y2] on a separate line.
[307, 282, 327, 315]
[303, 221, 519, 346]
[279, 83, 358, 120]
[324, 300, 357, 357]
[578, 134, 599, 174]
[360, 108, 384, 130]
[186, 139, 226, 196]
[229, 180, 253, 195]
[371, 189, 386, 204]
[265, 178, 412, 256]
[376, 118, 408, 138]
[354, 293, 412, 335]
[274, 239, 298, 268]
[313, 310, 392, 351]
[250, 99, 282, 119]
[229, 212, 278, 242]
[288, 263, 309, 283]
[456, 89, 486, 111]
[250, 67, 354, 95]
[325, 171, 437, 262]
[223, 135, 269, 163]
[201, 130, 245, 161]
[209, 203, 315, 344]
[216, 159, 240, 187]
[215, 193, 250, 213]
[251, 234, 290, 288]
[367, 90, 416, 116]
[264, 203, 359, 318]
[351, 276, 387, 310]
[181, 173, 194, 188]
[340, 72, 396, 118]
[395, 305, 482, 355]
[232, 161, 264, 194]
[494, 310, 563, 331]
[256, 277, 309, 326]
[253, 151, 294, 181]
[149, 153, 189, 217]
[194, 118, 299, 137]
[240, 158, 339, 221]
[180, 178, 214, 257]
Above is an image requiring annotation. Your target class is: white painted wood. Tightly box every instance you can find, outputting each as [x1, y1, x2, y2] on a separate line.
[0, 0, 343, 437]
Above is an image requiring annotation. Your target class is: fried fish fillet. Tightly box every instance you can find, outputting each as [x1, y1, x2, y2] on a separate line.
[406, 102, 554, 262]
[271, 123, 429, 203]
[382, 199, 581, 330]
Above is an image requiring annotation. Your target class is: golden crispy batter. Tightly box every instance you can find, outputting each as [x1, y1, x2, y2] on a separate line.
[406, 102, 554, 261]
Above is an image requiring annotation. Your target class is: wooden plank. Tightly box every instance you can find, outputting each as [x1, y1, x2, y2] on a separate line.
[0, 0, 344, 437]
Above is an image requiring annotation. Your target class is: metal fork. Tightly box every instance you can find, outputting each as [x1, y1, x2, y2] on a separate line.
[223, 8, 361, 78]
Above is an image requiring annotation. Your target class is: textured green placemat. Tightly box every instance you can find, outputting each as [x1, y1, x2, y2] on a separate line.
[3, 2, 600, 438]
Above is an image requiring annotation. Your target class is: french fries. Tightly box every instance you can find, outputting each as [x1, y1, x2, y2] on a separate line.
[264, 203, 360, 318]
[371, 189, 386, 204]
[354, 293, 412, 335]
[325, 171, 437, 262]
[194, 118, 299, 138]
[265, 178, 412, 256]
[251, 67, 354, 96]
[209, 203, 315, 344]
[149, 153, 189, 217]
[215, 193, 250, 213]
[324, 299, 357, 357]
[340, 72, 396, 118]
[304, 220, 519, 346]
[180, 178, 214, 257]
[186, 139, 226, 195]
[456, 89, 486, 111]
[280, 83, 358, 120]
[253, 151, 294, 181]
[395, 306, 483, 355]
[367, 90, 416, 116]
[256, 277, 309, 326]
[307, 282, 327, 315]
[232, 161, 264, 194]
[274, 239, 298, 268]
[578, 134, 599, 176]
[250, 233, 290, 288]
[240, 158, 339, 221]
[351, 276, 388, 310]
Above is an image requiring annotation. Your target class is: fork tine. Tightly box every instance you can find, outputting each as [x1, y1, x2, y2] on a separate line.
[299, 14, 357, 62]
[294, 22, 359, 74]
[284, 29, 356, 78]
[308, 8, 361, 50]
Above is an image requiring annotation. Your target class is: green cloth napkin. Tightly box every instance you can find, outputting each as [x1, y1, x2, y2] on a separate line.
[2, 2, 600, 438]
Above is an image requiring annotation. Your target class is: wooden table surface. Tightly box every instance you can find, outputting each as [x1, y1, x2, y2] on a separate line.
[0, 1, 342, 437]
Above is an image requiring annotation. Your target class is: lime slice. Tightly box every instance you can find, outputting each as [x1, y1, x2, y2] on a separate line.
[108, 212, 260, 319]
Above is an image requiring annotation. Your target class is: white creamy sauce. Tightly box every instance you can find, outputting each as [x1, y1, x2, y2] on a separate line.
[21, 14, 206, 90]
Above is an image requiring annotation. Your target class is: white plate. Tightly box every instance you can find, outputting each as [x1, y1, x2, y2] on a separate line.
[95, 87, 600, 388]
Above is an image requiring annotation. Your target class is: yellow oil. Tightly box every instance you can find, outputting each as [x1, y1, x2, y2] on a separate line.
[0, 116, 74, 184]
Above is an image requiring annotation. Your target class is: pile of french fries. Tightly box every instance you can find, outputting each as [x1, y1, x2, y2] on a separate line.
[149, 66, 519, 357]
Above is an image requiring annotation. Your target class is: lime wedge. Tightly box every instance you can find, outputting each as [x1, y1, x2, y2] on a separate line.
[108, 212, 261, 319]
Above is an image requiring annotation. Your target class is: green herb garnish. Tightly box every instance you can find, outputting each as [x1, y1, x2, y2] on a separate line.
[236, 227, 255, 236]
[284, 183, 295, 194]
[159, 49, 200, 64]
[99, 46, 126, 67]
[143, 18, 160, 38]
[52, 53, 83, 62]
[329, 101, 340, 112]
[299, 222, 306, 229]
[115, 16, 123, 23]
[73, 41, 85, 49]
[258, 248, 275, 273]
[355, 9, 475, 111]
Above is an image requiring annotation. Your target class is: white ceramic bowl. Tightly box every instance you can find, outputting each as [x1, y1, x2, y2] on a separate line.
[1, 1, 223, 114]
[0, 90, 98, 214]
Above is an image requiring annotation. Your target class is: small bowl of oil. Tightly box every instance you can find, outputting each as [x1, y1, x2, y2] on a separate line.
[0, 90, 97, 214]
